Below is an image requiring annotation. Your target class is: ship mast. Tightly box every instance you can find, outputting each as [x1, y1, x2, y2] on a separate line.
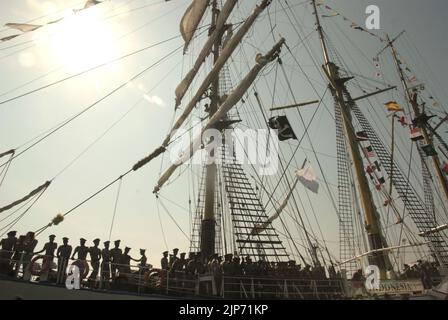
[311, 0, 392, 272]
[201, 0, 221, 260]
[384, 33, 448, 203]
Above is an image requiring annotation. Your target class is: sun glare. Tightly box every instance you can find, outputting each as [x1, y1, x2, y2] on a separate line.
[45, 10, 119, 73]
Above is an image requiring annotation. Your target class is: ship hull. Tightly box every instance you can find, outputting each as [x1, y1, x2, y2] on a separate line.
[0, 278, 175, 300]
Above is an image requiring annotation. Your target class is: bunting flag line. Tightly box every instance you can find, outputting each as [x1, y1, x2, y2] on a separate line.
[398, 116, 408, 127]
[363, 146, 375, 158]
[442, 162, 448, 175]
[377, 176, 386, 185]
[320, 4, 385, 42]
[410, 127, 424, 141]
[422, 144, 437, 157]
[374, 161, 381, 172]
[356, 131, 369, 141]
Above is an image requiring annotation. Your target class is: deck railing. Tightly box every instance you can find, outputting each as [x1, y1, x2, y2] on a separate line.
[0, 252, 441, 299]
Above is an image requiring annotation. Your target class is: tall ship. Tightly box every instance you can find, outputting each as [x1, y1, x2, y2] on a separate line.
[0, 0, 447, 300]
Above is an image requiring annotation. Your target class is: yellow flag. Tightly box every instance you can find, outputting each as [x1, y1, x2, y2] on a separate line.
[385, 101, 403, 112]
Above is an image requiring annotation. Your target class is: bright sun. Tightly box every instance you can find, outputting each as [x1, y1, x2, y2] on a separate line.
[44, 10, 119, 73]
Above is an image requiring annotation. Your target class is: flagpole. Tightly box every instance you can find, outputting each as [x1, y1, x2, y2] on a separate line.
[311, 0, 392, 274]
[385, 34, 448, 203]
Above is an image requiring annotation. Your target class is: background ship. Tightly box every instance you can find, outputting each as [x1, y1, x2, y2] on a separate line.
[0, 0, 448, 299]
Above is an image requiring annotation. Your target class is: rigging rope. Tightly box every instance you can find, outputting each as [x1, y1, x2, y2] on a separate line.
[108, 177, 123, 241]
[0, 185, 49, 237]
[0, 43, 183, 170]
[0, 35, 182, 107]
[0, 150, 15, 191]
[157, 197, 189, 241]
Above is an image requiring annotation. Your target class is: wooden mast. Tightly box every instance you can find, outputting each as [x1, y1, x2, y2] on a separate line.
[311, 0, 392, 273]
[384, 34, 448, 204]
[201, 0, 221, 260]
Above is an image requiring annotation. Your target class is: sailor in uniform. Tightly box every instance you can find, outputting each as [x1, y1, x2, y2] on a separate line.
[0, 231, 17, 274]
[161, 251, 169, 270]
[120, 247, 132, 276]
[22, 232, 38, 278]
[136, 249, 148, 274]
[71, 238, 89, 279]
[110, 240, 122, 280]
[169, 248, 179, 268]
[34, 234, 58, 275]
[71, 238, 89, 260]
[101, 240, 111, 281]
[88, 238, 102, 281]
[56, 237, 72, 284]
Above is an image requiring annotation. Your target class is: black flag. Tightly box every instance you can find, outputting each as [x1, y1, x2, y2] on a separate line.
[268, 116, 297, 141]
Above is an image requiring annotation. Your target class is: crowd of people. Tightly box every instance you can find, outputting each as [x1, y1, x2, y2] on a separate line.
[0, 231, 149, 286]
[161, 249, 341, 281]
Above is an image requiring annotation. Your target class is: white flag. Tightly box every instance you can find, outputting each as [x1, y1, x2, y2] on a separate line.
[295, 164, 319, 194]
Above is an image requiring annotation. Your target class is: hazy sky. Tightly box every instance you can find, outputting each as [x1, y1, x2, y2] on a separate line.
[0, 0, 447, 269]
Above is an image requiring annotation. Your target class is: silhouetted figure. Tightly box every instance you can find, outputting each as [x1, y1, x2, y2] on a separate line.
[172, 252, 186, 272]
[11, 235, 26, 276]
[71, 238, 89, 280]
[169, 248, 179, 268]
[110, 240, 122, 280]
[185, 253, 196, 278]
[71, 238, 89, 260]
[0, 231, 17, 274]
[56, 237, 72, 284]
[222, 254, 233, 276]
[161, 251, 169, 270]
[120, 247, 132, 275]
[101, 241, 111, 281]
[89, 238, 101, 281]
[136, 249, 148, 274]
[22, 232, 38, 278]
[352, 269, 363, 281]
[34, 234, 57, 278]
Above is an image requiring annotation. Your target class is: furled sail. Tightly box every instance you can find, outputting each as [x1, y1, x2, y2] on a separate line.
[175, 0, 238, 108]
[5, 23, 42, 33]
[153, 38, 285, 193]
[164, 0, 272, 147]
[180, 0, 209, 53]
[0, 181, 51, 213]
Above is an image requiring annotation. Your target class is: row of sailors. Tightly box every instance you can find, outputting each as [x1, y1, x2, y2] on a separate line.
[0, 231, 149, 281]
[2, 231, 339, 281]
[161, 249, 340, 280]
